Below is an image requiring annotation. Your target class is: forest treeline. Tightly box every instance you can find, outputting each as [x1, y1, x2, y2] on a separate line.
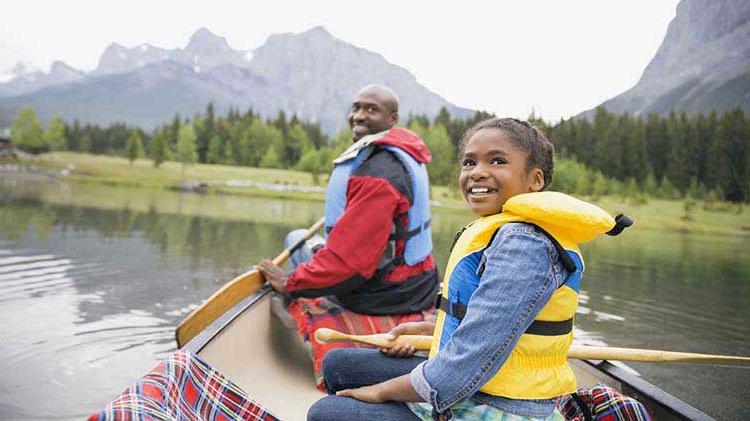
[8, 104, 750, 202]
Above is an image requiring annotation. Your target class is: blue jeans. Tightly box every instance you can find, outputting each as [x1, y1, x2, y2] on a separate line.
[307, 349, 424, 420]
[284, 229, 325, 270]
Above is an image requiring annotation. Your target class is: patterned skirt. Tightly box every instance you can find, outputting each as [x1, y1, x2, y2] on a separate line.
[287, 296, 434, 390]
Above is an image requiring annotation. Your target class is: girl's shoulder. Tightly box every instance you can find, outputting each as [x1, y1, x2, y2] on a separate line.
[488, 222, 564, 272]
[493, 221, 553, 245]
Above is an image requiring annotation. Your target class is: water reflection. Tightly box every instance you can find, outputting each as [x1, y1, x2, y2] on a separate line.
[0, 178, 748, 418]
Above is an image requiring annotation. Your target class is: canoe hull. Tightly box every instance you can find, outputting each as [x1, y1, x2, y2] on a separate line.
[183, 287, 712, 421]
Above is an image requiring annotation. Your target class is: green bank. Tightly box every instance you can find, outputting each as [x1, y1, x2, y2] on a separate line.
[10, 151, 749, 236]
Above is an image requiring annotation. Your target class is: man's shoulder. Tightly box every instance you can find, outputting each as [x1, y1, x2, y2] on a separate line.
[358, 146, 405, 171]
[352, 147, 413, 199]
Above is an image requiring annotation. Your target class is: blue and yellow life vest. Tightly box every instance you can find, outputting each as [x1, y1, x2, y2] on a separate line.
[429, 192, 630, 399]
[324, 130, 432, 270]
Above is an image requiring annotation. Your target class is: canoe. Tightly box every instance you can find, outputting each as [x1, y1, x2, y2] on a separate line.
[178, 285, 714, 421]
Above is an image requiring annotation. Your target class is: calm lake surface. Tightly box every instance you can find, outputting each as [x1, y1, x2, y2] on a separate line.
[1, 176, 748, 419]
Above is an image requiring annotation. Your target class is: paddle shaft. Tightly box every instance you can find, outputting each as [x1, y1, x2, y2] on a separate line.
[314, 328, 750, 367]
[176, 217, 325, 348]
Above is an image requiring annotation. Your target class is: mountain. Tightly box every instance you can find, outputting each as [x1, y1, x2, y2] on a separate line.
[0, 61, 86, 98]
[583, 0, 750, 117]
[92, 27, 252, 77]
[0, 27, 472, 133]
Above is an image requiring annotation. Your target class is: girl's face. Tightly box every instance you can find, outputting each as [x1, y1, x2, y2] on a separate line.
[459, 128, 544, 217]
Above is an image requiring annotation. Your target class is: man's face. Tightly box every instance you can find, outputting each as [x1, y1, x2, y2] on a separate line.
[348, 90, 397, 141]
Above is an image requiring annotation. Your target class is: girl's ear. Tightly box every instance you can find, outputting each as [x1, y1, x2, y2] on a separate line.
[529, 168, 545, 192]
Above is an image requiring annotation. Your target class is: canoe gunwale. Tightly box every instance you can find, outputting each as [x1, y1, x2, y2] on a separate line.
[582, 360, 713, 420]
[182, 285, 272, 354]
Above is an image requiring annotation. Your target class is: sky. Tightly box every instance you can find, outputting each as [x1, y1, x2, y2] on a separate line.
[1, 0, 680, 122]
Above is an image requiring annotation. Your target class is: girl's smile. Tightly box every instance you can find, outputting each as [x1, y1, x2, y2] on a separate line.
[459, 128, 544, 216]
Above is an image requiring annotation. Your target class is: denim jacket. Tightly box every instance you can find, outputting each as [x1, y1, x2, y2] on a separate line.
[410, 222, 571, 419]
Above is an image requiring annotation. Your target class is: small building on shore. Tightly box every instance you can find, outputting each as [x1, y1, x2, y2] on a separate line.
[0, 128, 17, 158]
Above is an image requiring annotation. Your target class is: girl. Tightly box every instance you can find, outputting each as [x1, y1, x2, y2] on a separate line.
[308, 118, 628, 420]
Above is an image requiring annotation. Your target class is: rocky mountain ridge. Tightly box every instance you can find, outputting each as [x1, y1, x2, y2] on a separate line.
[585, 0, 750, 117]
[0, 27, 471, 133]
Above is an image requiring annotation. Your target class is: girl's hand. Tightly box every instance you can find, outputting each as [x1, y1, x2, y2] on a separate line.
[337, 375, 421, 404]
[336, 385, 385, 403]
[257, 259, 288, 294]
[380, 321, 435, 358]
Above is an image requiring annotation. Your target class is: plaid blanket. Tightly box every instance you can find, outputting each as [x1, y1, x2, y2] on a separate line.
[556, 384, 651, 421]
[89, 351, 278, 421]
[287, 296, 434, 391]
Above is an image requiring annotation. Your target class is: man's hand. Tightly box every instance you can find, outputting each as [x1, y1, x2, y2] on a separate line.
[380, 321, 436, 358]
[336, 384, 385, 403]
[257, 259, 288, 294]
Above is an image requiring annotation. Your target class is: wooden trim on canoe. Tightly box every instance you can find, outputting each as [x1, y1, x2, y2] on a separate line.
[182, 285, 272, 354]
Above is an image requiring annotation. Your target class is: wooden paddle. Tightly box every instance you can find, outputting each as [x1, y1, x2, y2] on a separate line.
[314, 328, 750, 367]
[176, 217, 325, 348]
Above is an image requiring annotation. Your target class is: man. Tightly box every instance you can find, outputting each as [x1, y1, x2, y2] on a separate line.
[258, 84, 438, 388]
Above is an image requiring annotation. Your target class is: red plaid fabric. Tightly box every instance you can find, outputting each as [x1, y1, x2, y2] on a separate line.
[288, 296, 434, 391]
[556, 384, 651, 421]
[89, 351, 278, 421]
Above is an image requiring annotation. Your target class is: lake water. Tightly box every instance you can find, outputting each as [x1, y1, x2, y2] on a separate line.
[1, 176, 748, 419]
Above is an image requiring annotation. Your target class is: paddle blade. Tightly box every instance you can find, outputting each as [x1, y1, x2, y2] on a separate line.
[176, 269, 265, 348]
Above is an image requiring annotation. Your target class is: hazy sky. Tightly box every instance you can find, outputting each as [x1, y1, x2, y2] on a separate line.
[1, 0, 680, 121]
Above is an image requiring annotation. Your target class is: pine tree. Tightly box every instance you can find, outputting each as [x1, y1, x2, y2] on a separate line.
[65, 119, 82, 151]
[125, 130, 144, 164]
[297, 147, 322, 185]
[207, 135, 224, 164]
[643, 168, 658, 196]
[177, 123, 198, 172]
[592, 171, 608, 199]
[285, 124, 308, 167]
[43, 116, 68, 151]
[247, 119, 284, 167]
[575, 169, 591, 196]
[434, 107, 451, 128]
[260, 144, 282, 168]
[151, 128, 168, 168]
[657, 176, 678, 200]
[711, 108, 748, 202]
[687, 177, 703, 200]
[425, 124, 455, 186]
[195, 103, 215, 163]
[170, 114, 181, 147]
[645, 113, 669, 181]
[274, 110, 288, 140]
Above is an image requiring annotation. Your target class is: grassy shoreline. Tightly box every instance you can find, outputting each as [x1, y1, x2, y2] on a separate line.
[7, 151, 749, 236]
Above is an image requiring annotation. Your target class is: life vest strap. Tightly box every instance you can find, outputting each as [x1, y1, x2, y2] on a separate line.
[436, 294, 573, 336]
[375, 255, 405, 278]
[388, 219, 432, 241]
[530, 224, 577, 273]
[327, 218, 431, 244]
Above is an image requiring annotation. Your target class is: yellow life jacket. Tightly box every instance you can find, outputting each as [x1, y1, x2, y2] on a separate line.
[429, 191, 629, 400]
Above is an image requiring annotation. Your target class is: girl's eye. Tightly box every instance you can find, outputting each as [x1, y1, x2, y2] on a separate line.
[491, 158, 506, 165]
[462, 159, 475, 167]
